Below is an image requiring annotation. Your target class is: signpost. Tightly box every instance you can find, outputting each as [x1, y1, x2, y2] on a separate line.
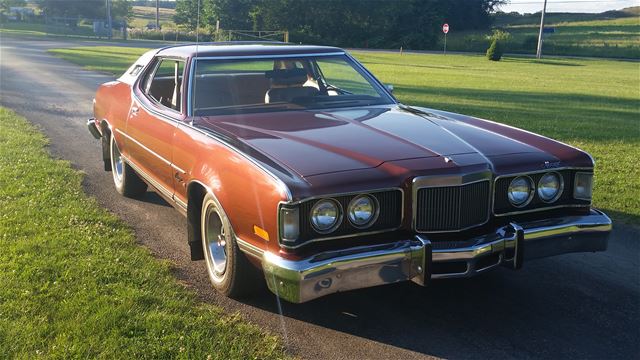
[442, 23, 449, 55]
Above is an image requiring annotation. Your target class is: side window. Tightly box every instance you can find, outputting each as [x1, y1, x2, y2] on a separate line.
[315, 58, 378, 96]
[143, 58, 185, 112]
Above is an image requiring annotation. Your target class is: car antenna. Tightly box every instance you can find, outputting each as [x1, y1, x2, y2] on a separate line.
[191, 0, 201, 125]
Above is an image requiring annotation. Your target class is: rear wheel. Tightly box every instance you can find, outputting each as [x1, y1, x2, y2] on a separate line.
[201, 192, 260, 298]
[110, 133, 147, 197]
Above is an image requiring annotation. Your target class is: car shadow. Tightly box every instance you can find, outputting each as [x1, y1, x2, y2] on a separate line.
[242, 234, 639, 359]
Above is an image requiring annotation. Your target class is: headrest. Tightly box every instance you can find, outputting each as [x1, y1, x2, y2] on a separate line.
[265, 68, 308, 86]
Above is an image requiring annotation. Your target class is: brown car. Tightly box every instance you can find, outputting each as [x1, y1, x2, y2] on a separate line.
[88, 43, 611, 303]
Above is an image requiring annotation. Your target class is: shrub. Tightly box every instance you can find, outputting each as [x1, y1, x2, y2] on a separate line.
[486, 29, 510, 61]
[486, 38, 504, 60]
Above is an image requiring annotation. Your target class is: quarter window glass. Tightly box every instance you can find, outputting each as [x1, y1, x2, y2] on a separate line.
[146, 59, 184, 112]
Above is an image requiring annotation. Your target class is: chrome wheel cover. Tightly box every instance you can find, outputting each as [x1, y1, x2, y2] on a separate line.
[111, 137, 124, 183]
[204, 205, 227, 278]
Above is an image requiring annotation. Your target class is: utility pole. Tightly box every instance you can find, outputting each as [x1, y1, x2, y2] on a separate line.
[155, 0, 160, 30]
[536, 0, 548, 59]
[104, 0, 112, 40]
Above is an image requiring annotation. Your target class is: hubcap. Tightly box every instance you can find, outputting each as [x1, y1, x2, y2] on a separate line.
[205, 207, 227, 277]
[112, 139, 124, 183]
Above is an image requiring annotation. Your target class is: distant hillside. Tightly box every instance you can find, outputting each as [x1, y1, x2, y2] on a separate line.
[493, 7, 639, 27]
[440, 7, 636, 58]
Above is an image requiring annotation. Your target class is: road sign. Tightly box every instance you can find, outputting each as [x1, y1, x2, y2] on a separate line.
[442, 23, 449, 34]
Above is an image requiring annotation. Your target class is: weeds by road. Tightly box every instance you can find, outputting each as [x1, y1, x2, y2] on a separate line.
[0, 107, 287, 359]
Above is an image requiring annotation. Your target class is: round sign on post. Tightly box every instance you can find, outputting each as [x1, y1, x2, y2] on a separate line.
[442, 24, 449, 55]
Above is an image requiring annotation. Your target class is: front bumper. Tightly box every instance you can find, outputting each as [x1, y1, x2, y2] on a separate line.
[261, 209, 611, 303]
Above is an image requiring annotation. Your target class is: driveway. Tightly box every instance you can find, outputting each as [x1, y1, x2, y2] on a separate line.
[1, 35, 638, 359]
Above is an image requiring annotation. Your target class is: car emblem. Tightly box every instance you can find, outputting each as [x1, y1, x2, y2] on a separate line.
[444, 156, 453, 163]
[543, 160, 561, 169]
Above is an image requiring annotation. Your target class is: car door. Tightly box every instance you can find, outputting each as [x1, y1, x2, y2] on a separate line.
[125, 57, 186, 199]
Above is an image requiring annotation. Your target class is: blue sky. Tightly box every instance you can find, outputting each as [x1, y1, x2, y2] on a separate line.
[499, 0, 639, 14]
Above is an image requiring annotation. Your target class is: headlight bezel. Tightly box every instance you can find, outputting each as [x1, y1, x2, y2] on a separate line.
[309, 198, 343, 234]
[507, 175, 535, 208]
[537, 171, 564, 203]
[347, 194, 379, 229]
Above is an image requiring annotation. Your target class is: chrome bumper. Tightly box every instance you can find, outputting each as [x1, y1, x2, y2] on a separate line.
[87, 118, 101, 139]
[261, 209, 611, 303]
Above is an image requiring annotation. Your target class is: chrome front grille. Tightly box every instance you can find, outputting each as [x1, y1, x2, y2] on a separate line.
[415, 180, 491, 232]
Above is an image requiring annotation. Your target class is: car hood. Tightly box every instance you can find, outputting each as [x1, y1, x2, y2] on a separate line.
[193, 105, 580, 178]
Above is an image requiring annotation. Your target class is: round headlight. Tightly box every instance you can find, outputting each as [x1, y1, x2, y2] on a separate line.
[538, 172, 563, 202]
[348, 195, 378, 228]
[508, 176, 533, 207]
[310, 199, 341, 233]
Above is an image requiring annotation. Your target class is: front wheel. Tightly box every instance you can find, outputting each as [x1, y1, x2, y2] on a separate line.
[201, 193, 260, 298]
[110, 133, 147, 197]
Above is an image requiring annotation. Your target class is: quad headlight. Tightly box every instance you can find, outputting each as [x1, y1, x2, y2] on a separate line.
[537, 172, 563, 202]
[508, 176, 533, 207]
[310, 199, 341, 233]
[347, 195, 377, 228]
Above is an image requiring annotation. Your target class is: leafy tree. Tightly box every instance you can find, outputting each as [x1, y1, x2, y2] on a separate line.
[173, 0, 506, 49]
[0, 0, 27, 13]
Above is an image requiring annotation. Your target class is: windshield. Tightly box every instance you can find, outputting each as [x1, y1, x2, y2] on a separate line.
[191, 54, 394, 116]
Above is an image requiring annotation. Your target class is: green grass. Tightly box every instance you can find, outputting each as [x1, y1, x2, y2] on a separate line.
[48, 46, 640, 226]
[445, 12, 640, 58]
[0, 107, 287, 358]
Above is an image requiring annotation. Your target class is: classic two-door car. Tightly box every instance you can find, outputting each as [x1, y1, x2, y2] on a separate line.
[88, 42, 612, 303]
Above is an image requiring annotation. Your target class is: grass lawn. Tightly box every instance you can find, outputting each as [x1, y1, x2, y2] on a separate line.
[446, 12, 640, 58]
[48, 47, 640, 225]
[0, 107, 286, 358]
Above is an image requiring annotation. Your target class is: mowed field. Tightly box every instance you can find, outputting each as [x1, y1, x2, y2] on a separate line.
[49, 46, 640, 225]
[446, 8, 640, 58]
[129, 5, 177, 30]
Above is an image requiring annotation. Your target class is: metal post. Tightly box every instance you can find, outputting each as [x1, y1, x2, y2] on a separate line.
[155, 0, 160, 30]
[105, 0, 112, 40]
[536, 0, 548, 59]
[444, 33, 447, 55]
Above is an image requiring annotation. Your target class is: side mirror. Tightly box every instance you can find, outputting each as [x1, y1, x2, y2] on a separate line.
[385, 84, 394, 93]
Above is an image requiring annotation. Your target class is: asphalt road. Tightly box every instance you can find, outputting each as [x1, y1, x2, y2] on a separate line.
[1, 35, 638, 360]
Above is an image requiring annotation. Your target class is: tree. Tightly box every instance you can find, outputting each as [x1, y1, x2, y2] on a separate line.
[0, 0, 26, 13]
[172, 0, 506, 49]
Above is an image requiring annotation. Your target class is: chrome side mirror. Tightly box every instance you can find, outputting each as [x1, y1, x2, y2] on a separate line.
[385, 84, 394, 93]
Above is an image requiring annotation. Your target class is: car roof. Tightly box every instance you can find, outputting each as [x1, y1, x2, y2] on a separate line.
[155, 42, 345, 58]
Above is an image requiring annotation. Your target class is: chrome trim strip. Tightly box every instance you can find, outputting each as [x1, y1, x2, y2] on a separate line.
[493, 166, 593, 216]
[277, 188, 404, 250]
[115, 128, 172, 167]
[174, 197, 188, 211]
[412, 171, 493, 233]
[193, 52, 346, 60]
[236, 236, 265, 259]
